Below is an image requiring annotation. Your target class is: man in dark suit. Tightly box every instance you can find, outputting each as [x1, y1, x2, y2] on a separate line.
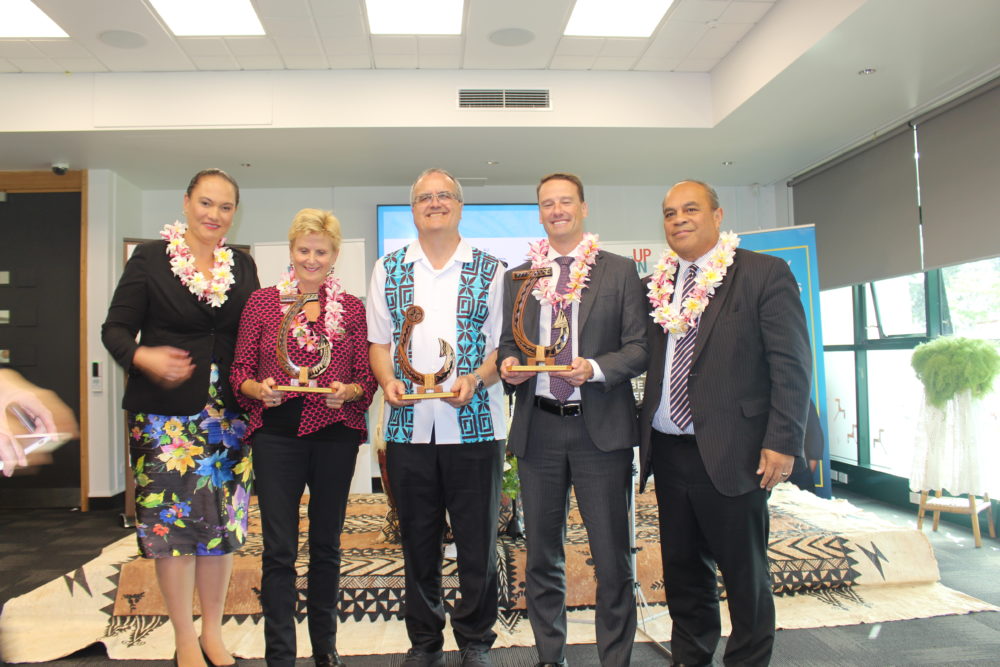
[638, 180, 811, 666]
[499, 173, 648, 667]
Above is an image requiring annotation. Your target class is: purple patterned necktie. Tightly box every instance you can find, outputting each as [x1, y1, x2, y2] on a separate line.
[668, 265, 699, 431]
[549, 256, 575, 403]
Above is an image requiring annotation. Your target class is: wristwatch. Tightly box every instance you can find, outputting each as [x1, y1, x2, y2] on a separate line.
[471, 371, 485, 391]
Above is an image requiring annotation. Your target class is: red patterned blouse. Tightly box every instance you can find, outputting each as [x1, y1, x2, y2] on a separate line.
[230, 286, 376, 440]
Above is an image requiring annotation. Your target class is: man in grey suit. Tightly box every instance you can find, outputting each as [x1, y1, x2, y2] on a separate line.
[499, 173, 648, 667]
[638, 180, 811, 666]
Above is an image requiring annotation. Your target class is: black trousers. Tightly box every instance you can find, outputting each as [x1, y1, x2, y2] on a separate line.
[518, 407, 636, 667]
[386, 439, 504, 653]
[253, 429, 360, 667]
[651, 431, 774, 667]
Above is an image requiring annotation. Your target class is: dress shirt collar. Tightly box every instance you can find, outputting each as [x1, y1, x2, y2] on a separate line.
[403, 237, 474, 270]
[677, 237, 724, 276]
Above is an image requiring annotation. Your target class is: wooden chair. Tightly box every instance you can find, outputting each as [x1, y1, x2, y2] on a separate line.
[917, 490, 996, 547]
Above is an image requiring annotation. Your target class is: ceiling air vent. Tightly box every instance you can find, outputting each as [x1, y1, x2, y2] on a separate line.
[458, 89, 550, 109]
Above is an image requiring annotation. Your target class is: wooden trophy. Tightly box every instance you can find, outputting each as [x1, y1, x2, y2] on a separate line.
[273, 292, 334, 393]
[395, 305, 458, 400]
[509, 267, 573, 372]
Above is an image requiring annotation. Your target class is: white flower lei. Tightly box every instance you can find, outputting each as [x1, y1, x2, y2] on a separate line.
[526, 232, 600, 310]
[160, 221, 235, 308]
[647, 231, 739, 337]
[276, 269, 345, 351]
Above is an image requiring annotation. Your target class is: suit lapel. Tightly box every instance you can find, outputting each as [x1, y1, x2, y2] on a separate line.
[578, 251, 607, 332]
[692, 253, 738, 363]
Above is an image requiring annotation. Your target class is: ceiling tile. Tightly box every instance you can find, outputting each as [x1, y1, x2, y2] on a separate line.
[676, 57, 718, 72]
[0, 59, 18, 73]
[329, 53, 372, 68]
[283, 54, 330, 69]
[190, 55, 241, 70]
[256, 0, 312, 18]
[0, 42, 45, 58]
[373, 53, 418, 68]
[640, 21, 705, 63]
[263, 17, 319, 39]
[236, 54, 286, 69]
[54, 57, 108, 72]
[314, 8, 367, 39]
[464, 0, 575, 69]
[708, 23, 755, 42]
[593, 56, 636, 71]
[323, 35, 370, 55]
[419, 52, 462, 69]
[633, 56, 681, 71]
[720, 1, 774, 24]
[670, 0, 730, 23]
[556, 37, 604, 57]
[29, 39, 91, 58]
[600, 38, 648, 57]
[418, 36, 461, 55]
[9, 59, 65, 73]
[225, 37, 280, 56]
[550, 54, 596, 70]
[272, 34, 324, 56]
[309, 0, 365, 19]
[371, 35, 417, 55]
[177, 38, 230, 57]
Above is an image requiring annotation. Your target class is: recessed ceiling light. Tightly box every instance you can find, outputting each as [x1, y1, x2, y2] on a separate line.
[149, 0, 264, 36]
[486, 160, 500, 166]
[858, 67, 877, 75]
[565, 0, 675, 38]
[489, 28, 535, 47]
[367, 0, 463, 35]
[99, 30, 148, 49]
[0, 0, 68, 38]
[722, 161, 734, 166]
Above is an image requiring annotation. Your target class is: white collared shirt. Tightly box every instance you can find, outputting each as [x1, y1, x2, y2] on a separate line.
[367, 238, 507, 444]
[651, 243, 719, 435]
[533, 247, 605, 401]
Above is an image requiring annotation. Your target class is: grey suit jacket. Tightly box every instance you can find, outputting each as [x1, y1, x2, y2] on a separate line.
[498, 250, 649, 456]
[638, 248, 812, 496]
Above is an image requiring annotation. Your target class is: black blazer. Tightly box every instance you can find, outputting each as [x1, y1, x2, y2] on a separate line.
[102, 240, 259, 415]
[638, 248, 812, 496]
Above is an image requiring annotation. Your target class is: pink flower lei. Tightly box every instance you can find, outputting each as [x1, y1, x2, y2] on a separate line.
[527, 232, 600, 310]
[647, 231, 739, 337]
[276, 269, 345, 351]
[160, 221, 235, 308]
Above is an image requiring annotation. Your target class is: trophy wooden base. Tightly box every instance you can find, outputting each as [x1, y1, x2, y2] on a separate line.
[273, 384, 333, 394]
[510, 364, 573, 372]
[401, 390, 458, 400]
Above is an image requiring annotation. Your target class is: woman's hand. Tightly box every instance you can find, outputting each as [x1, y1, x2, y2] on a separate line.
[258, 378, 283, 408]
[325, 381, 359, 411]
[132, 346, 194, 389]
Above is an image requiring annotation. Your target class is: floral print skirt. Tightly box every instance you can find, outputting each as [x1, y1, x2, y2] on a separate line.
[128, 364, 252, 558]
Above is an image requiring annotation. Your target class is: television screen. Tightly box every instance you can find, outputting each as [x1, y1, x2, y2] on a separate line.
[377, 203, 542, 269]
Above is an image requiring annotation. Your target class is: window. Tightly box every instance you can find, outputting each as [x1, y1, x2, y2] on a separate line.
[865, 272, 926, 339]
[940, 257, 1000, 340]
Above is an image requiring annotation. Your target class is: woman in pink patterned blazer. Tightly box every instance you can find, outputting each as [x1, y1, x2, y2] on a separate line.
[231, 208, 376, 667]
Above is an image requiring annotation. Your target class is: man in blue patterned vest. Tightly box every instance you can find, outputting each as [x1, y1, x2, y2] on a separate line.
[367, 168, 507, 667]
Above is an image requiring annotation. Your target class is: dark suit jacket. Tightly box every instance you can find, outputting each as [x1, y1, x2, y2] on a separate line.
[638, 248, 811, 497]
[102, 240, 259, 415]
[499, 250, 649, 456]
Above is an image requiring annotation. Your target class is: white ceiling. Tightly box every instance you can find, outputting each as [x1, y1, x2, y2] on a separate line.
[0, 0, 998, 190]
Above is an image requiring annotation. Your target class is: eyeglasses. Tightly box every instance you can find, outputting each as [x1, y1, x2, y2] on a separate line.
[413, 191, 462, 205]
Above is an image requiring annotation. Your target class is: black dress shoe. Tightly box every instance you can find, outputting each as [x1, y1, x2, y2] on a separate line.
[533, 660, 568, 667]
[314, 651, 347, 667]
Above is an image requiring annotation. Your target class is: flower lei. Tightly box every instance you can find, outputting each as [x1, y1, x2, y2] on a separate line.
[647, 231, 739, 337]
[526, 232, 600, 310]
[276, 269, 345, 351]
[160, 221, 235, 308]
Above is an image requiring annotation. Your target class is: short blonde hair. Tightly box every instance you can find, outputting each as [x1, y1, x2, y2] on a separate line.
[287, 208, 342, 252]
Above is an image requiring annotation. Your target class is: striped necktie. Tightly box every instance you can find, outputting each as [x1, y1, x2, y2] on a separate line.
[668, 264, 699, 431]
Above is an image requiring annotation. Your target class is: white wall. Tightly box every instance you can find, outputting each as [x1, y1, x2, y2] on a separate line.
[87, 175, 790, 497]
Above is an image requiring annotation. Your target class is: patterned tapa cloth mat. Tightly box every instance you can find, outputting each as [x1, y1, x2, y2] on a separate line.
[1, 485, 996, 662]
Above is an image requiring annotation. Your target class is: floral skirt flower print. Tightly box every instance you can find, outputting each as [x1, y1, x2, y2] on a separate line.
[128, 364, 253, 558]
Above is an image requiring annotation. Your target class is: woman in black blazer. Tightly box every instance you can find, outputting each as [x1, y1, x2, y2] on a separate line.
[102, 169, 259, 667]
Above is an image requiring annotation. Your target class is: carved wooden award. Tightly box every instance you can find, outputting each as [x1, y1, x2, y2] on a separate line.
[273, 293, 334, 393]
[509, 267, 573, 372]
[395, 305, 458, 400]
